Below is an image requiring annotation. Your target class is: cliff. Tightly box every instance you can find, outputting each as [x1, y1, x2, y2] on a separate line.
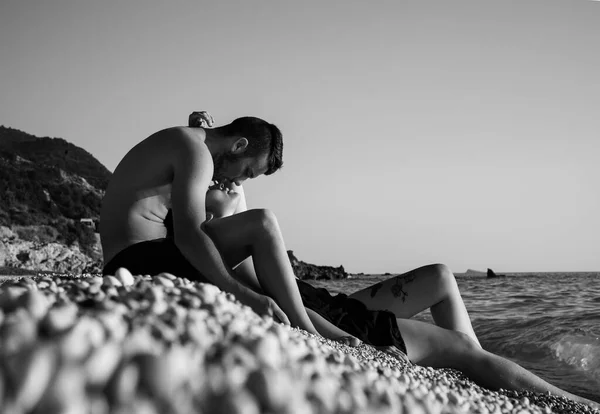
[0, 125, 108, 257]
[0, 125, 111, 190]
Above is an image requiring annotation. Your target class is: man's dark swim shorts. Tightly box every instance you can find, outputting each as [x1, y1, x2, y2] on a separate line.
[296, 280, 407, 355]
[102, 238, 209, 283]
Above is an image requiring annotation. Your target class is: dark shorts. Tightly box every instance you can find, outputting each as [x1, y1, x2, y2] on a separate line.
[297, 279, 407, 355]
[102, 238, 209, 283]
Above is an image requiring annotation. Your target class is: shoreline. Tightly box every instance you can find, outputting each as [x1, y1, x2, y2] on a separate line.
[0, 271, 597, 413]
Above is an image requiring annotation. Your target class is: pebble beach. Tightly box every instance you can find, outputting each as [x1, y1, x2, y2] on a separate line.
[0, 270, 598, 414]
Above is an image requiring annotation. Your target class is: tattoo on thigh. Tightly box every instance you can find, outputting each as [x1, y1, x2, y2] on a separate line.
[390, 271, 416, 302]
[370, 282, 383, 298]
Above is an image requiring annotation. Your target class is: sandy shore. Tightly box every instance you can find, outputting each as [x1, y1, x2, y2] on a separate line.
[0, 270, 597, 413]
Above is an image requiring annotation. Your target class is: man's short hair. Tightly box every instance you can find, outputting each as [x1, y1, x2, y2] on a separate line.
[224, 117, 283, 175]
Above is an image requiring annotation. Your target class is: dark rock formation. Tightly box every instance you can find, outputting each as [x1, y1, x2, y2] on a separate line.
[486, 268, 506, 278]
[287, 250, 348, 280]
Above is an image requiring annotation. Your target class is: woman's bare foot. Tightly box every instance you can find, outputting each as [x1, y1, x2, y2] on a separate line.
[333, 335, 361, 347]
[373, 345, 410, 364]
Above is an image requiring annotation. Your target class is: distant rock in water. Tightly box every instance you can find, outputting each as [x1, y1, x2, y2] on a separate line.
[486, 268, 506, 278]
[287, 250, 348, 280]
[464, 269, 486, 276]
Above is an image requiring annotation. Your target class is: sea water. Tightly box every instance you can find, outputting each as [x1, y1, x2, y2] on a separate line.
[309, 272, 600, 402]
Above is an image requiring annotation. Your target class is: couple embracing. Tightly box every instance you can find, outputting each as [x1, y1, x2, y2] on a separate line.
[99, 111, 598, 409]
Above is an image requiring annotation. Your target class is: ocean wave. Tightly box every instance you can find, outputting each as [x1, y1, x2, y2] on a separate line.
[551, 334, 600, 383]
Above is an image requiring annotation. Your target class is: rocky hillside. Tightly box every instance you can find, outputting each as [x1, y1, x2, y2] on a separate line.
[0, 125, 109, 258]
[0, 126, 111, 189]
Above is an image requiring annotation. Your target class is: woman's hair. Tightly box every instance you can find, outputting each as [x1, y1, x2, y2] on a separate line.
[221, 117, 283, 175]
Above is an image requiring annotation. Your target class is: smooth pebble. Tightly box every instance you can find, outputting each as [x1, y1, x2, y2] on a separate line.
[115, 268, 135, 287]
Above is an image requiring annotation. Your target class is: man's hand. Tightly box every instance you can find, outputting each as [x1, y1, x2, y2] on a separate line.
[188, 111, 215, 128]
[249, 294, 290, 325]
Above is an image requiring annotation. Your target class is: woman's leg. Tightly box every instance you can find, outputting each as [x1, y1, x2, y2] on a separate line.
[349, 264, 480, 346]
[201, 209, 318, 335]
[398, 318, 599, 409]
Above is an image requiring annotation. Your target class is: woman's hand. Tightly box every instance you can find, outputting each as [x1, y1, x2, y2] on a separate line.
[188, 111, 215, 128]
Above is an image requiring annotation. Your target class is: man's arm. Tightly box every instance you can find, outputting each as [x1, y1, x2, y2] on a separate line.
[169, 128, 276, 317]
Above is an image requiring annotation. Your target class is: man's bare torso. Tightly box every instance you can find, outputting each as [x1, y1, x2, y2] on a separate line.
[100, 127, 207, 264]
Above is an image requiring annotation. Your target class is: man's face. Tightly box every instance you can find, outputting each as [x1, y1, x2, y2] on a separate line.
[213, 150, 270, 186]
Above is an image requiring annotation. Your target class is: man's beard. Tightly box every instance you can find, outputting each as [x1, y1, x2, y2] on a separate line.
[212, 151, 241, 182]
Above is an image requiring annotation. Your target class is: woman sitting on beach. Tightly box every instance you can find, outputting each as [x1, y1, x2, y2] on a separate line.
[199, 177, 599, 409]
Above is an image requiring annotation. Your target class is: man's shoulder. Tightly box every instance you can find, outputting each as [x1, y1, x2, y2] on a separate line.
[151, 126, 209, 156]
[155, 126, 207, 143]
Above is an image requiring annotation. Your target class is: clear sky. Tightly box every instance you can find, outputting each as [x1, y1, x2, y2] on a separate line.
[1, 0, 598, 273]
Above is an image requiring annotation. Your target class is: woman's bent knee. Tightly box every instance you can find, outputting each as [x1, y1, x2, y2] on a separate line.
[248, 208, 280, 236]
[425, 263, 456, 287]
[429, 263, 453, 277]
